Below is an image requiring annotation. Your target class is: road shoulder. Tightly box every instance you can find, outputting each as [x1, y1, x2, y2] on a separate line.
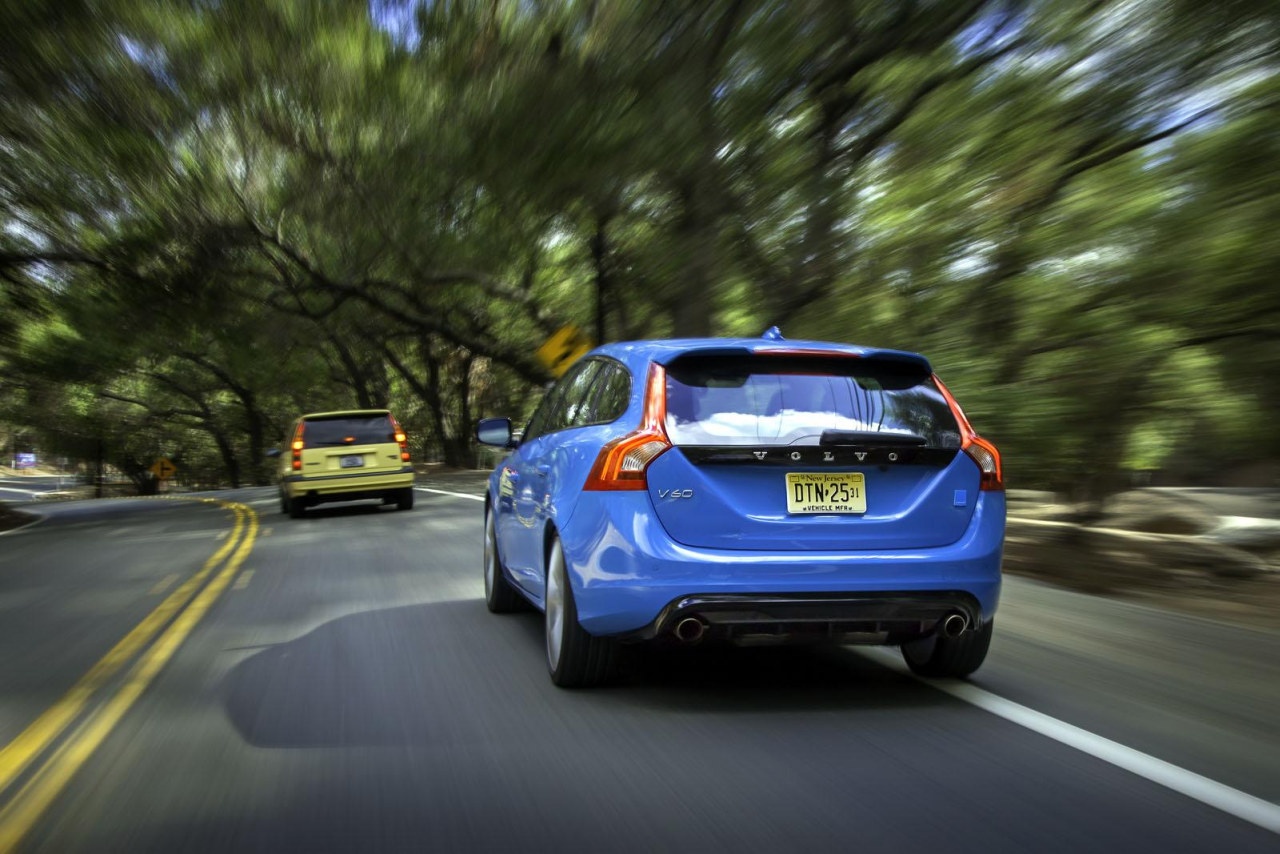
[0, 504, 39, 535]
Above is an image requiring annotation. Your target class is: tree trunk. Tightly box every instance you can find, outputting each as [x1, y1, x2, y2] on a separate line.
[770, 99, 845, 327]
[332, 336, 376, 408]
[453, 354, 476, 468]
[668, 2, 742, 339]
[95, 437, 104, 499]
[381, 340, 464, 465]
[422, 353, 456, 465]
[243, 405, 267, 485]
[672, 179, 716, 338]
[591, 216, 610, 344]
[210, 428, 241, 489]
[1074, 359, 1163, 513]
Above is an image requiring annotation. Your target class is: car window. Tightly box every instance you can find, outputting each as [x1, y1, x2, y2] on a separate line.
[588, 363, 631, 424]
[523, 360, 594, 442]
[522, 383, 564, 443]
[556, 360, 605, 431]
[664, 356, 961, 448]
[303, 414, 395, 446]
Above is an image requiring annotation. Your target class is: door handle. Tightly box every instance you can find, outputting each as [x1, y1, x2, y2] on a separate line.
[535, 463, 550, 478]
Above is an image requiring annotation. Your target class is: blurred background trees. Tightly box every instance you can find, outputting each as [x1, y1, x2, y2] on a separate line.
[1, 0, 1276, 497]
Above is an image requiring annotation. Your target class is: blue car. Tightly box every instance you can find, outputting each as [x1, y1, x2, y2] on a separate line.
[476, 331, 1005, 687]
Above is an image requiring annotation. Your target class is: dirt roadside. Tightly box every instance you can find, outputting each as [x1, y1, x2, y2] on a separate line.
[1005, 490, 1280, 631]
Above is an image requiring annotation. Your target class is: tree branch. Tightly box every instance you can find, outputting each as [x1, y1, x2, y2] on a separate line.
[839, 36, 1029, 166]
[244, 217, 550, 382]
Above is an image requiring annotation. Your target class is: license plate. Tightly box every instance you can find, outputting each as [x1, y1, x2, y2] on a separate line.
[340, 455, 365, 469]
[785, 472, 866, 514]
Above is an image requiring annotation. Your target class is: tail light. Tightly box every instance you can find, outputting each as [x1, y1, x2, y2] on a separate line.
[391, 416, 411, 462]
[291, 423, 305, 471]
[934, 375, 1003, 491]
[584, 363, 670, 491]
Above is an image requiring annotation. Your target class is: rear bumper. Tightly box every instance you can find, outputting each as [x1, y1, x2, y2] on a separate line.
[557, 490, 1005, 638]
[615, 591, 983, 644]
[283, 466, 414, 500]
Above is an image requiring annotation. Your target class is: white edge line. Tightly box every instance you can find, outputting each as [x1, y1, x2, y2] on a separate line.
[0, 513, 46, 537]
[415, 487, 485, 502]
[858, 648, 1280, 835]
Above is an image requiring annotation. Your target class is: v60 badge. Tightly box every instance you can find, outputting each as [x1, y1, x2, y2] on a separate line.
[657, 488, 694, 500]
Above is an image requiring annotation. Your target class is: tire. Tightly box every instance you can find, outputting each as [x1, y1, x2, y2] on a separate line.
[902, 618, 993, 678]
[396, 487, 414, 511]
[279, 491, 289, 515]
[545, 535, 616, 688]
[287, 496, 306, 519]
[484, 508, 523, 613]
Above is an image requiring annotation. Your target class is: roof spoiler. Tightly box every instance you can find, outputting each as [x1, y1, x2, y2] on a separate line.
[656, 345, 932, 375]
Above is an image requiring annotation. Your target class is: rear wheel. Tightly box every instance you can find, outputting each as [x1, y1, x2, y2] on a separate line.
[287, 496, 306, 519]
[279, 491, 289, 514]
[545, 536, 616, 687]
[484, 508, 523, 613]
[396, 487, 414, 511]
[902, 619, 993, 678]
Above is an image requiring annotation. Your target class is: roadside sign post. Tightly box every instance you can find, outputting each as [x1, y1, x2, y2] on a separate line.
[149, 458, 177, 489]
[535, 325, 593, 377]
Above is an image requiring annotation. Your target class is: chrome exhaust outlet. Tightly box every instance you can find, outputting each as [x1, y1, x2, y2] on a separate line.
[674, 617, 706, 644]
[939, 613, 968, 639]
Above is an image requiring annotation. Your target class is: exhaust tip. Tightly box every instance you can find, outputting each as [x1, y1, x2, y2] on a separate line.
[940, 613, 968, 639]
[674, 617, 706, 644]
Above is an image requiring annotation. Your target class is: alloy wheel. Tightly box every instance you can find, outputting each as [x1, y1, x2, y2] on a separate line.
[545, 541, 566, 670]
[484, 511, 497, 599]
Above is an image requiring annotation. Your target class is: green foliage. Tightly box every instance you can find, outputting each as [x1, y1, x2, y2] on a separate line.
[1, 0, 1277, 495]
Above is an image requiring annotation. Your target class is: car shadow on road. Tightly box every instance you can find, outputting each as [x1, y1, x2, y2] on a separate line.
[292, 502, 397, 519]
[221, 599, 949, 749]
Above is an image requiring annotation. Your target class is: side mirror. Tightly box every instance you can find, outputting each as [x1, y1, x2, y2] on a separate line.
[265, 448, 282, 458]
[476, 417, 514, 448]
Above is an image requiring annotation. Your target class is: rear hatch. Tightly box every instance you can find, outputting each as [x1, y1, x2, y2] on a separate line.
[298, 412, 404, 476]
[646, 353, 980, 551]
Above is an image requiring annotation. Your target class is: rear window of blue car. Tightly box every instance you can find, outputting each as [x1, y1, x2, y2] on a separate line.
[664, 356, 962, 448]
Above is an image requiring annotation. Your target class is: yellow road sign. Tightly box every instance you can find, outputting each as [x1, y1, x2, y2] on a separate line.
[149, 458, 177, 480]
[535, 325, 593, 377]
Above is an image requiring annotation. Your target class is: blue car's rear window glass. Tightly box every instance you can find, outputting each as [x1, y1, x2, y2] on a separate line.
[665, 358, 962, 448]
[304, 415, 395, 446]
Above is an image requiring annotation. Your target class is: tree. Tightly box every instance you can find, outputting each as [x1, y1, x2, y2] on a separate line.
[1, 0, 1277, 500]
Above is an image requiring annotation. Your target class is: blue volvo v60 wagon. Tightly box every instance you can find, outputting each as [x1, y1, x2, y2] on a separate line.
[476, 331, 1005, 687]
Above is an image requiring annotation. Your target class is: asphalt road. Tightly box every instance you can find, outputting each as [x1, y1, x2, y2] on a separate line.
[0, 487, 1278, 853]
[0, 477, 71, 502]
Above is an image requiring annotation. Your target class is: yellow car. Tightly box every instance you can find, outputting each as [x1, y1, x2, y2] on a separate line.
[274, 410, 415, 518]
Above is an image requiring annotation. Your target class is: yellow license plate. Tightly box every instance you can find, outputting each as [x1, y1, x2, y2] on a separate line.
[785, 472, 866, 514]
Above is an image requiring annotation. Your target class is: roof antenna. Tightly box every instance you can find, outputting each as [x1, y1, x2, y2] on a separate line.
[761, 326, 784, 341]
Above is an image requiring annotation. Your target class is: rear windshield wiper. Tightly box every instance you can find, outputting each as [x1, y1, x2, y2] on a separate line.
[819, 430, 927, 447]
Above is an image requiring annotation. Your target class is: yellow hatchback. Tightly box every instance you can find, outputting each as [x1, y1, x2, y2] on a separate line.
[275, 409, 415, 518]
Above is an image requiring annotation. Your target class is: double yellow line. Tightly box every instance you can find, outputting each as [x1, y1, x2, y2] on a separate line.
[0, 498, 259, 852]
